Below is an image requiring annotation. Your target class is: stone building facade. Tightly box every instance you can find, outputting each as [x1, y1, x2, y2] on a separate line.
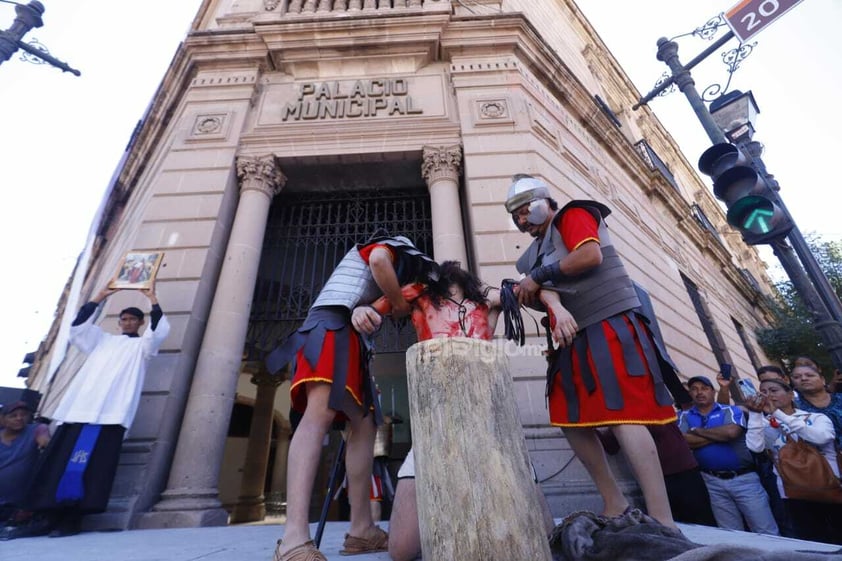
[28, 0, 775, 529]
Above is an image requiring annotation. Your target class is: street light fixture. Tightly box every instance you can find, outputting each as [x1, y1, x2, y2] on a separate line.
[709, 89, 759, 142]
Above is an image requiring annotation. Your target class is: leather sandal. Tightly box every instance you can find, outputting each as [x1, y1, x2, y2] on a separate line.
[272, 539, 327, 561]
[339, 526, 389, 556]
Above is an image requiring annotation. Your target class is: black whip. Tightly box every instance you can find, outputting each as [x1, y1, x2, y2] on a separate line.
[501, 279, 526, 346]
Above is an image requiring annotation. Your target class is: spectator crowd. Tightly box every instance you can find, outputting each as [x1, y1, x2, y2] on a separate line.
[673, 358, 842, 544]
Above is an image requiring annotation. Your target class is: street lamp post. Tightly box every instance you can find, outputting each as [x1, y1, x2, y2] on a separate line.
[642, 36, 842, 372]
[0, 0, 43, 64]
[0, 0, 80, 75]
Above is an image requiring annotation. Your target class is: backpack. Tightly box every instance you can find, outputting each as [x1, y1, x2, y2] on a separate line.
[775, 433, 842, 504]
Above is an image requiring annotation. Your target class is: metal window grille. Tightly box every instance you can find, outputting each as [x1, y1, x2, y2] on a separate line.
[246, 187, 433, 359]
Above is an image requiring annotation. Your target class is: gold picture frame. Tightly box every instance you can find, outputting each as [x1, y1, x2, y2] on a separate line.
[109, 251, 165, 290]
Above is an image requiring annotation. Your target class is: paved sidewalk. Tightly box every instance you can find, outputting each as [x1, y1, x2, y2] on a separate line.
[4, 520, 840, 560]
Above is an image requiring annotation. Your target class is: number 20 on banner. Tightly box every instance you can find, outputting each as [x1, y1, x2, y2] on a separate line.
[724, 0, 804, 43]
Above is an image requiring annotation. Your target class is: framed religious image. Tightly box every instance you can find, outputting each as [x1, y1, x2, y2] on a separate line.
[109, 251, 165, 290]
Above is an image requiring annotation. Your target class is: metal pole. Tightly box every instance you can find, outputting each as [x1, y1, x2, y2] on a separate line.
[0, 1, 80, 75]
[649, 36, 842, 372]
[635, 31, 734, 110]
[655, 38, 727, 145]
[770, 239, 842, 369]
[0, 0, 43, 65]
[788, 229, 842, 324]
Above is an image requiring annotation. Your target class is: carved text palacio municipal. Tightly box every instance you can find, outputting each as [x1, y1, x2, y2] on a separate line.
[282, 78, 424, 121]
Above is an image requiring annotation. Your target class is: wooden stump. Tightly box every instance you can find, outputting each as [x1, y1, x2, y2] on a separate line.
[406, 337, 552, 561]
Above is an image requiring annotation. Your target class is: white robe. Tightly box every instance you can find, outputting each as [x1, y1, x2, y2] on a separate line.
[51, 309, 171, 429]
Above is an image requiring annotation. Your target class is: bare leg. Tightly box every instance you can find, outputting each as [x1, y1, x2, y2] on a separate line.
[343, 392, 379, 538]
[610, 424, 676, 528]
[277, 383, 335, 555]
[388, 479, 421, 561]
[562, 426, 629, 517]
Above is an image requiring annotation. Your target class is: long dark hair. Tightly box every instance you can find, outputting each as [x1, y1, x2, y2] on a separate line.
[424, 261, 486, 307]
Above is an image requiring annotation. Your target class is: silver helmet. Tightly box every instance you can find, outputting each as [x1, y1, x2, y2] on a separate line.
[505, 176, 552, 231]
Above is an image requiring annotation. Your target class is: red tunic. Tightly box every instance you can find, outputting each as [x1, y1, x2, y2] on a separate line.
[549, 209, 676, 427]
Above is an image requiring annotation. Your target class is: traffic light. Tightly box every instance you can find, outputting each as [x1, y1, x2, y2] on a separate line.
[698, 143, 792, 245]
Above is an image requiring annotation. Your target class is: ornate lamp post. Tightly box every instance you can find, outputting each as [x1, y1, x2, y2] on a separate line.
[636, 15, 842, 373]
[0, 0, 80, 75]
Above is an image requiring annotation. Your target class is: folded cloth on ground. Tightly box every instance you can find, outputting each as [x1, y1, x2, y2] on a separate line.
[550, 509, 696, 561]
[549, 509, 842, 561]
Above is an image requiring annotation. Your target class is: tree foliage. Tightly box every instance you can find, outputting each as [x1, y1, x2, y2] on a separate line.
[756, 236, 842, 376]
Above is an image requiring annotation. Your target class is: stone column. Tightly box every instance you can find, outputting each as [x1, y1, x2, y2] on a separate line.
[230, 365, 284, 523]
[421, 145, 468, 264]
[141, 155, 286, 528]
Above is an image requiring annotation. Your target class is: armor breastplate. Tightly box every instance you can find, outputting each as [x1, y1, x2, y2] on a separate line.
[312, 247, 382, 310]
[516, 204, 640, 329]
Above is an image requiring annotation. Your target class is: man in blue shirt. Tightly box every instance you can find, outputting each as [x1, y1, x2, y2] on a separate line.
[678, 376, 778, 535]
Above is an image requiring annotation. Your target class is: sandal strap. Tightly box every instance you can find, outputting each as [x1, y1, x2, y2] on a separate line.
[341, 526, 389, 554]
[273, 539, 327, 561]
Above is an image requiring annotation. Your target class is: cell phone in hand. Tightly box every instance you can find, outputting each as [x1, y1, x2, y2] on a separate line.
[720, 363, 732, 380]
[737, 378, 757, 397]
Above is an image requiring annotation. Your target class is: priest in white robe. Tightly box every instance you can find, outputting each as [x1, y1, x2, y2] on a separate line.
[28, 281, 169, 536]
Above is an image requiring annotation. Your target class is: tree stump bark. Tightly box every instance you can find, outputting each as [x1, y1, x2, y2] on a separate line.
[406, 337, 552, 561]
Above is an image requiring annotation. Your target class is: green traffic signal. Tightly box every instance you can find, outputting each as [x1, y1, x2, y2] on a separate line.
[744, 208, 774, 233]
[699, 142, 793, 245]
[727, 195, 773, 232]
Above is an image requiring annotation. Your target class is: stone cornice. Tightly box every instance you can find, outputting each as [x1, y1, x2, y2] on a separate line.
[236, 154, 287, 198]
[422, 145, 462, 184]
[182, 30, 273, 69]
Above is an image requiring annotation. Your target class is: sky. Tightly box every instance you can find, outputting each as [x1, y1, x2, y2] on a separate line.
[0, 0, 839, 389]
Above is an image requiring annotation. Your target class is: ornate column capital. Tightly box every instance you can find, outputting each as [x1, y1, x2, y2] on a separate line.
[236, 154, 286, 198]
[250, 370, 285, 389]
[421, 145, 462, 185]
